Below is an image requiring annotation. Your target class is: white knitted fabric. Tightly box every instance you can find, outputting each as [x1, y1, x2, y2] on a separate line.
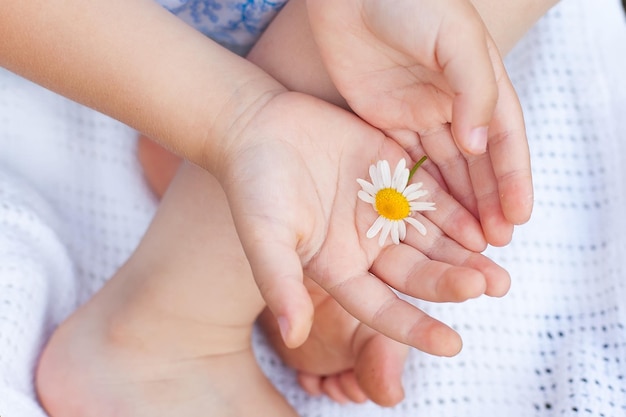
[0, 0, 625, 416]
[0, 73, 155, 416]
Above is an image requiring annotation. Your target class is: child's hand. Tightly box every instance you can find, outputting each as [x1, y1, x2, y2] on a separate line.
[306, 0, 533, 246]
[217, 92, 510, 353]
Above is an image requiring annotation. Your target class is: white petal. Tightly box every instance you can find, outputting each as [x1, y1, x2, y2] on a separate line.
[379, 160, 391, 188]
[378, 219, 393, 246]
[405, 216, 428, 235]
[370, 164, 382, 189]
[356, 178, 377, 196]
[366, 216, 386, 239]
[358, 190, 375, 204]
[392, 163, 409, 191]
[405, 189, 429, 201]
[390, 221, 400, 245]
[398, 219, 407, 241]
[402, 183, 423, 196]
[410, 202, 436, 211]
[391, 159, 407, 187]
[395, 158, 407, 173]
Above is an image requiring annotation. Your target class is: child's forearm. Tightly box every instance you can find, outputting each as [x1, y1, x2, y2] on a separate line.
[0, 0, 284, 172]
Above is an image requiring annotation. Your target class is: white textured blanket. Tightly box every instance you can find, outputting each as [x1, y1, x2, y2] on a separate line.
[1, 0, 625, 416]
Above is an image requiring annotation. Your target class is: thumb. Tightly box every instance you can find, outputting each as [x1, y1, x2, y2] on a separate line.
[438, 8, 499, 155]
[242, 234, 314, 349]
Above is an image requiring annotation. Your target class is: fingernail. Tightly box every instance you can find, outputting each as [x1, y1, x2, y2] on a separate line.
[277, 315, 290, 343]
[467, 126, 488, 154]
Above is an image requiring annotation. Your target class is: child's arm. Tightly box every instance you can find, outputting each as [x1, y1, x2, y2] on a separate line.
[0, 0, 504, 350]
[0, 0, 284, 171]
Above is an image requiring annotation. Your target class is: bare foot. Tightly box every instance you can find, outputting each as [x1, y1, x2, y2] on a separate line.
[36, 163, 298, 417]
[36, 272, 297, 417]
[259, 278, 410, 407]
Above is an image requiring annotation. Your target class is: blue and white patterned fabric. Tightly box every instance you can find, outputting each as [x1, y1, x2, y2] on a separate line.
[156, 0, 288, 55]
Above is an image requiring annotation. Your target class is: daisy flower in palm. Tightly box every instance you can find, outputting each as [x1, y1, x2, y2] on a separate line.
[357, 157, 435, 246]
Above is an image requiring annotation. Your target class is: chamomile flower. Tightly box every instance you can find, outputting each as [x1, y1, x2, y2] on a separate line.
[357, 158, 435, 246]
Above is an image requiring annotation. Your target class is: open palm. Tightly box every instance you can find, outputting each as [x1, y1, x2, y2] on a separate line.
[219, 92, 510, 350]
[306, 0, 533, 246]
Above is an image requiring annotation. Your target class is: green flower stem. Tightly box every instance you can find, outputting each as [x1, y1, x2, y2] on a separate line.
[408, 156, 428, 181]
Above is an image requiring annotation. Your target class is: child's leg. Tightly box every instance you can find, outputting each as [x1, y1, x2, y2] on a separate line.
[36, 162, 298, 417]
[138, 139, 411, 407]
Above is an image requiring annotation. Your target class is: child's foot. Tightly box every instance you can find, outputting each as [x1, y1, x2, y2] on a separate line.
[259, 278, 410, 407]
[36, 164, 298, 417]
[36, 274, 297, 417]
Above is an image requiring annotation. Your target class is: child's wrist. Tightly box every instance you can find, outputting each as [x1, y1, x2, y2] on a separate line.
[199, 78, 287, 181]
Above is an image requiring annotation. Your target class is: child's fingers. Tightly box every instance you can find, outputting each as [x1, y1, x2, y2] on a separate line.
[439, 11, 499, 155]
[487, 67, 534, 225]
[321, 270, 462, 356]
[384, 129, 449, 194]
[419, 125, 478, 218]
[242, 235, 314, 348]
[410, 168, 487, 253]
[462, 250, 512, 297]
[400, 221, 512, 297]
[420, 124, 519, 247]
[371, 244, 487, 303]
[467, 151, 515, 246]
[457, 40, 532, 235]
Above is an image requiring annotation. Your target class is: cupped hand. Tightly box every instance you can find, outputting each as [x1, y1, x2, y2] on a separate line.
[217, 92, 510, 351]
[306, 0, 533, 245]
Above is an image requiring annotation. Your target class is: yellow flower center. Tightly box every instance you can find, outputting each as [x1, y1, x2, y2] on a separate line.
[375, 188, 410, 220]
